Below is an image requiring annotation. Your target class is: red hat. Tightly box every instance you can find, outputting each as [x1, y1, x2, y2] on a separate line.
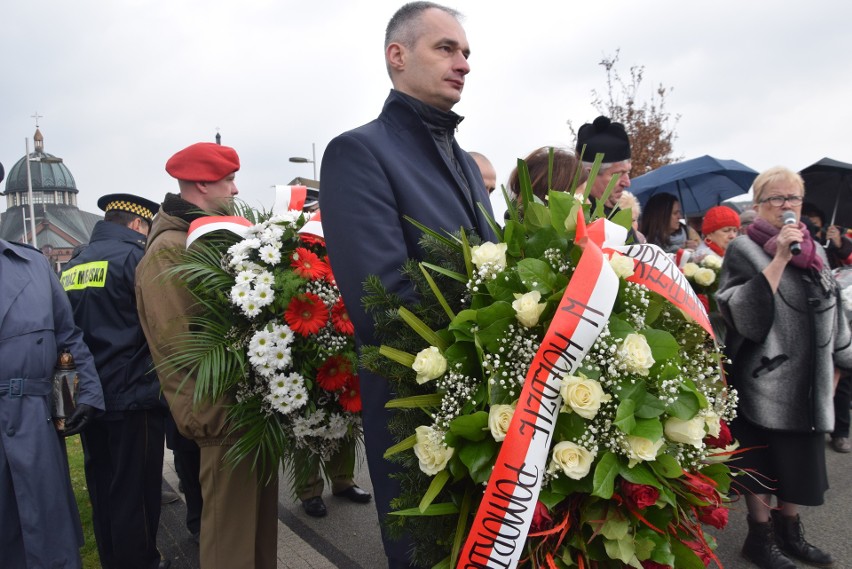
[166, 142, 240, 182]
[702, 206, 741, 235]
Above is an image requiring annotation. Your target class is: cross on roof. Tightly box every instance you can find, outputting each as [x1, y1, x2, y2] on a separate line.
[31, 111, 43, 127]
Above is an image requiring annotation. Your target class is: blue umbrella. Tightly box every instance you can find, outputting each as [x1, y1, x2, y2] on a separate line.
[629, 155, 758, 217]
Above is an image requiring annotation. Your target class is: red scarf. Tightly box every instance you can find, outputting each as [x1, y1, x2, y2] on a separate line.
[704, 238, 726, 257]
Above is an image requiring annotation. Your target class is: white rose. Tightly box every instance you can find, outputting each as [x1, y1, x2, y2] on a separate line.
[702, 254, 723, 270]
[470, 242, 508, 271]
[625, 435, 664, 467]
[664, 416, 706, 448]
[512, 291, 547, 328]
[608, 253, 635, 279]
[617, 333, 655, 376]
[413, 425, 454, 475]
[682, 262, 699, 278]
[693, 267, 716, 287]
[560, 375, 611, 420]
[412, 346, 447, 384]
[488, 403, 515, 442]
[547, 441, 596, 480]
[704, 412, 722, 438]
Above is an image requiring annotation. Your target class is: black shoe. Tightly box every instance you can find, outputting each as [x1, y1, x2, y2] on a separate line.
[830, 436, 851, 453]
[771, 510, 834, 567]
[741, 515, 796, 569]
[158, 560, 172, 569]
[333, 485, 372, 504]
[302, 496, 328, 517]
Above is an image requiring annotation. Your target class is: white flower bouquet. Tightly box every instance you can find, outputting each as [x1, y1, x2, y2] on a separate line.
[361, 157, 738, 569]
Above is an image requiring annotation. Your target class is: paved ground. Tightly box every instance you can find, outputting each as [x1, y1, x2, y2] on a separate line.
[158, 440, 851, 569]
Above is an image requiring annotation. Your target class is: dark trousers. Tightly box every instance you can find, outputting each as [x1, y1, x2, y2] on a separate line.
[834, 373, 851, 438]
[80, 409, 165, 569]
[166, 415, 203, 536]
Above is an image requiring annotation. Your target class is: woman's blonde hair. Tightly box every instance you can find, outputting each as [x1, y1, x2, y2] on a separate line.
[752, 166, 804, 203]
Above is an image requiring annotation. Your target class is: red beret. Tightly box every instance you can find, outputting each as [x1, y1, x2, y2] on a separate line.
[702, 205, 741, 235]
[166, 142, 240, 182]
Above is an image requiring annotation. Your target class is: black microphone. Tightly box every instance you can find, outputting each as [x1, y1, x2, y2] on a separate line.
[782, 211, 802, 256]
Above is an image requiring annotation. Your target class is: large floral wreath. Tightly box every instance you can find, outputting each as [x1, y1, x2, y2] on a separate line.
[169, 192, 361, 485]
[361, 159, 738, 569]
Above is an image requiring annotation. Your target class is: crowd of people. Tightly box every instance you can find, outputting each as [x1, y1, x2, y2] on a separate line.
[1, 2, 850, 569]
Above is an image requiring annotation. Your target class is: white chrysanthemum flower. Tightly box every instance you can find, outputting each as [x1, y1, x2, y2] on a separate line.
[249, 329, 274, 354]
[270, 323, 294, 345]
[241, 237, 262, 250]
[240, 295, 262, 318]
[255, 271, 275, 286]
[258, 244, 282, 265]
[253, 283, 274, 307]
[230, 283, 252, 305]
[268, 344, 292, 369]
[285, 372, 304, 389]
[289, 384, 309, 410]
[235, 270, 257, 286]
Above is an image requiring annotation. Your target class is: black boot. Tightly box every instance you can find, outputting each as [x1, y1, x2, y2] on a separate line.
[771, 510, 835, 567]
[741, 515, 796, 569]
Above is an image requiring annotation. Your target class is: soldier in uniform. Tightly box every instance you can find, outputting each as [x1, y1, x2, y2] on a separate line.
[61, 193, 170, 569]
[0, 162, 104, 567]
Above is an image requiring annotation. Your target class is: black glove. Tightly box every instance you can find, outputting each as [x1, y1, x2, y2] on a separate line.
[63, 404, 96, 437]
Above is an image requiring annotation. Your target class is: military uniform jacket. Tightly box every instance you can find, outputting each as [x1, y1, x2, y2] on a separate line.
[0, 239, 104, 568]
[62, 220, 162, 413]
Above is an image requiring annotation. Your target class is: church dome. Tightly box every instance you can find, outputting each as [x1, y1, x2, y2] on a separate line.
[3, 129, 78, 195]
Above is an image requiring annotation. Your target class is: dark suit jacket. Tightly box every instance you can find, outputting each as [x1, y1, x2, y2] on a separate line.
[320, 89, 496, 347]
[319, 90, 495, 565]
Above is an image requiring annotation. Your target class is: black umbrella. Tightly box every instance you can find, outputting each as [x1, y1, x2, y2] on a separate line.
[799, 157, 852, 228]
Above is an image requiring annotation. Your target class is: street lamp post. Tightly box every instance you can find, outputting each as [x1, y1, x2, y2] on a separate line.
[288, 142, 317, 181]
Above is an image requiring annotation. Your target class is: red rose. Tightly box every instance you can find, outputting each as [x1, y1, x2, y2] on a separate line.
[698, 505, 729, 529]
[530, 501, 552, 532]
[704, 420, 732, 448]
[621, 480, 660, 509]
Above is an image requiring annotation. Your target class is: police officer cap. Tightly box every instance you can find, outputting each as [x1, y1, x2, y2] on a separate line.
[165, 142, 240, 182]
[576, 116, 631, 163]
[97, 193, 159, 223]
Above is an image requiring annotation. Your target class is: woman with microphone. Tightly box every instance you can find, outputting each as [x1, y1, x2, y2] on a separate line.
[717, 166, 852, 569]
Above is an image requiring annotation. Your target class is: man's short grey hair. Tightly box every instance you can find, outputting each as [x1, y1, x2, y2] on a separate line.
[582, 160, 629, 172]
[384, 2, 462, 49]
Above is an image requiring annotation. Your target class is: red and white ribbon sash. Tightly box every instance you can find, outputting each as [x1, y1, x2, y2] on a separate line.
[273, 184, 307, 214]
[298, 210, 324, 240]
[458, 214, 620, 569]
[185, 216, 252, 248]
[604, 242, 713, 337]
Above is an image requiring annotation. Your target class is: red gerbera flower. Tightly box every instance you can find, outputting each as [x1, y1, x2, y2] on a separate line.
[291, 247, 328, 280]
[338, 375, 362, 413]
[299, 233, 325, 247]
[331, 297, 355, 335]
[284, 293, 329, 336]
[316, 355, 354, 392]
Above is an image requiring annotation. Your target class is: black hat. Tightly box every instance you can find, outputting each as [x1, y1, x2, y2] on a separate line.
[576, 116, 631, 163]
[97, 193, 159, 223]
[0, 161, 4, 184]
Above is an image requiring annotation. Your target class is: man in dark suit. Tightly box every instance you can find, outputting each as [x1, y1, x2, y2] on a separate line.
[319, 2, 495, 567]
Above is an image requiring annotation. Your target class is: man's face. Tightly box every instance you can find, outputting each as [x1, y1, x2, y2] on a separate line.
[590, 161, 631, 208]
[389, 8, 470, 112]
[473, 156, 497, 193]
[201, 173, 239, 213]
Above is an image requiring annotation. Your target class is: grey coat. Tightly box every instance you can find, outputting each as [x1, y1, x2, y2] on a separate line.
[717, 235, 852, 433]
[0, 240, 104, 568]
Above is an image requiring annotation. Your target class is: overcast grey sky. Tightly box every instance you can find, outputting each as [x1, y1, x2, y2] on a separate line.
[2, 0, 850, 216]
